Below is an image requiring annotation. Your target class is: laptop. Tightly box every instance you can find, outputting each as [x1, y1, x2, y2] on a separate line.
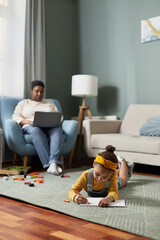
[33, 112, 63, 128]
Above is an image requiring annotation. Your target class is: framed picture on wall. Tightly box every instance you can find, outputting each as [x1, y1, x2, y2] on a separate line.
[141, 16, 160, 43]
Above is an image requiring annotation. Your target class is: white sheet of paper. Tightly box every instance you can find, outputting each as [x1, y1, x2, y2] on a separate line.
[80, 198, 125, 207]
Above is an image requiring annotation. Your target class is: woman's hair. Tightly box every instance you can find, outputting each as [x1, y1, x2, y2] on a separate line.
[31, 80, 45, 89]
[98, 145, 118, 163]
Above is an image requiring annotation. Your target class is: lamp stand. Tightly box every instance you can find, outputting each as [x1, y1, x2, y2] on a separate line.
[77, 105, 92, 160]
[68, 96, 92, 166]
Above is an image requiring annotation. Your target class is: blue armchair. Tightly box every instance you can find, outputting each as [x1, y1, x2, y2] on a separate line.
[1, 97, 78, 168]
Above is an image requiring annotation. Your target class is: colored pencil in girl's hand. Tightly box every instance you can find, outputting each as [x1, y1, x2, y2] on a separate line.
[75, 190, 90, 204]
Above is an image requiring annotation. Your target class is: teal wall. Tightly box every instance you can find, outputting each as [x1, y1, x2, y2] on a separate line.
[45, 0, 160, 119]
[76, 0, 160, 119]
[45, 0, 77, 119]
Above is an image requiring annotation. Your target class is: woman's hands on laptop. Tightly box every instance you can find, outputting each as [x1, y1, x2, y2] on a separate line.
[20, 119, 33, 127]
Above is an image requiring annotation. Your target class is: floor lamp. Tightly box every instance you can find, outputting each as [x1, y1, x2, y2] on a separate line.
[69, 74, 98, 163]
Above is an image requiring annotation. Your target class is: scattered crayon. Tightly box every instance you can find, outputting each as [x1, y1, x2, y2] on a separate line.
[24, 181, 31, 185]
[17, 177, 24, 181]
[31, 175, 38, 178]
[64, 200, 70, 203]
[24, 173, 27, 178]
[12, 177, 17, 180]
[29, 184, 34, 187]
[34, 179, 44, 183]
[26, 175, 31, 179]
[61, 174, 70, 178]
[37, 175, 44, 178]
[30, 172, 39, 176]
[3, 176, 9, 180]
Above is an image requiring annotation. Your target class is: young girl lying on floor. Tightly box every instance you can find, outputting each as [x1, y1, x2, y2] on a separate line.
[68, 145, 134, 207]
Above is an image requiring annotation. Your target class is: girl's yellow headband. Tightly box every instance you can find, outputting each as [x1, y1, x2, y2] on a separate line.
[95, 155, 118, 171]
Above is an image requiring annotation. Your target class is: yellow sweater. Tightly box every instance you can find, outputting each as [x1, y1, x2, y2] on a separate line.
[68, 169, 119, 201]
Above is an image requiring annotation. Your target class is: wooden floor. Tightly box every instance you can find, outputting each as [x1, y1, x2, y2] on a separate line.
[0, 195, 151, 240]
[0, 158, 158, 240]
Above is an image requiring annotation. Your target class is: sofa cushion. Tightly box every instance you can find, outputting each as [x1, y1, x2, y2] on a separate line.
[120, 104, 160, 135]
[91, 133, 160, 155]
[139, 116, 160, 136]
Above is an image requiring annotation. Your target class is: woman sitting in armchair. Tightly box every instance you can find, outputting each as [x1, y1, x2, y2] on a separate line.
[12, 80, 63, 175]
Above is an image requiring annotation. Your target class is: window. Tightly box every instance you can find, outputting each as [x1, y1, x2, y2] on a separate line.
[0, 0, 26, 97]
[0, 0, 5, 93]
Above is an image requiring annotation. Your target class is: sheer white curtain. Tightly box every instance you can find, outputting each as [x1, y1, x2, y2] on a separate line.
[0, 0, 26, 97]
[24, 0, 46, 98]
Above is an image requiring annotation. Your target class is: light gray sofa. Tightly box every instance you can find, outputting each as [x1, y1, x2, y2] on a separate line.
[83, 104, 160, 166]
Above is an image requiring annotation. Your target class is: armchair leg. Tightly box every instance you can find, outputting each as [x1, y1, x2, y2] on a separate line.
[13, 153, 17, 165]
[68, 141, 76, 168]
[62, 155, 65, 170]
[13, 154, 29, 167]
[23, 156, 28, 167]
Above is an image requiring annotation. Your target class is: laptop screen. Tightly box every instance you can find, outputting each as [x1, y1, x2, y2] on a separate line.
[33, 112, 63, 128]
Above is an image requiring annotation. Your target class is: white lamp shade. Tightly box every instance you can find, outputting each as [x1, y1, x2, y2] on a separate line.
[71, 74, 98, 97]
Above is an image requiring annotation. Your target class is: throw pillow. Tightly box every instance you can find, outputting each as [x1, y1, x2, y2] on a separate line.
[139, 116, 160, 136]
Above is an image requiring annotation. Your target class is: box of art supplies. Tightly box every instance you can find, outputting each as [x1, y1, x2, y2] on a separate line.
[0, 166, 31, 175]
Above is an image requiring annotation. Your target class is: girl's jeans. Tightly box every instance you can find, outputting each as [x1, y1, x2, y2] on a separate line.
[22, 125, 63, 168]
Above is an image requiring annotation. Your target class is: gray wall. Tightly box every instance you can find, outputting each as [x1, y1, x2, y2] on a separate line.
[45, 0, 160, 120]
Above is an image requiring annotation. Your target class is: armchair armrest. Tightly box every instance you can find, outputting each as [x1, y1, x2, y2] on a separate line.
[83, 119, 122, 134]
[5, 119, 36, 155]
[62, 120, 79, 154]
[5, 119, 26, 146]
[83, 119, 122, 157]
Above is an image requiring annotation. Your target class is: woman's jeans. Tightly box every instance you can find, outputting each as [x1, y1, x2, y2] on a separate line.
[22, 125, 63, 168]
